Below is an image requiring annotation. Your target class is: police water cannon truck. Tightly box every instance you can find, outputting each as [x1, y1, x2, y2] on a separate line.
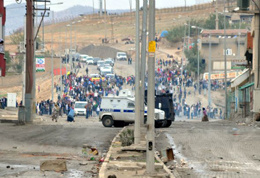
[99, 96, 165, 128]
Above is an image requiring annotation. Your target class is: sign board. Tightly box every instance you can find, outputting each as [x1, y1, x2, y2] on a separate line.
[36, 56, 45, 72]
[203, 71, 243, 80]
[148, 53, 155, 57]
[148, 41, 156, 53]
[7, 93, 17, 107]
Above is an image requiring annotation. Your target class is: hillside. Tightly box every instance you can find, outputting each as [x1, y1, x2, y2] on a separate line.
[2, 2, 224, 103]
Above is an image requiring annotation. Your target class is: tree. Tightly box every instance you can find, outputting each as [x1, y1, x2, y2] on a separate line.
[184, 45, 206, 76]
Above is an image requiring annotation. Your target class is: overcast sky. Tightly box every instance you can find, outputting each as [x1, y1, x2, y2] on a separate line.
[4, 0, 212, 11]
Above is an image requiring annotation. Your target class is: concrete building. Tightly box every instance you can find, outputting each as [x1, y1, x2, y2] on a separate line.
[200, 29, 248, 74]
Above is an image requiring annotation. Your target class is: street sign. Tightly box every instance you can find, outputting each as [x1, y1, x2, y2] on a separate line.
[36, 56, 45, 72]
[148, 41, 156, 53]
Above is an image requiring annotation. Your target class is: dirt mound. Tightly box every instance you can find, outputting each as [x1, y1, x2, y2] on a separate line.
[79, 44, 125, 59]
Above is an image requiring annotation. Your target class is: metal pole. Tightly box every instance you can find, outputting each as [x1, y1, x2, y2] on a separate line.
[181, 25, 186, 86]
[70, 24, 72, 71]
[65, 26, 67, 78]
[59, 28, 62, 97]
[42, 13, 44, 51]
[93, 0, 95, 15]
[51, 11, 54, 101]
[208, 33, 211, 107]
[104, 0, 107, 39]
[99, 0, 102, 16]
[25, 0, 34, 123]
[140, 0, 148, 126]
[22, 16, 26, 105]
[134, 0, 141, 145]
[146, 0, 155, 174]
[224, 4, 228, 119]
[215, 0, 219, 30]
[188, 19, 190, 50]
[197, 29, 200, 86]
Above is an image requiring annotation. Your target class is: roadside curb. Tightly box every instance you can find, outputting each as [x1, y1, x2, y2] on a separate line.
[154, 153, 175, 178]
[99, 126, 127, 178]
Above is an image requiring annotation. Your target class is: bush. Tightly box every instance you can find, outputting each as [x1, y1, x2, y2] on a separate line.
[119, 129, 134, 147]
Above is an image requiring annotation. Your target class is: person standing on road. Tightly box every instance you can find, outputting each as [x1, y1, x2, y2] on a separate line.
[52, 103, 59, 122]
[202, 107, 209, 122]
[67, 106, 75, 122]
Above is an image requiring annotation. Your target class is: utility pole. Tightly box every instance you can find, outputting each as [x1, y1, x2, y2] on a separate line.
[110, 17, 114, 43]
[208, 33, 212, 107]
[99, 0, 102, 16]
[197, 29, 200, 85]
[140, 0, 148, 126]
[93, 0, 95, 15]
[59, 28, 62, 97]
[146, 0, 155, 174]
[224, 4, 228, 119]
[51, 11, 54, 101]
[25, 0, 34, 123]
[104, 0, 107, 40]
[134, 0, 141, 145]
[181, 25, 187, 85]
[22, 16, 26, 105]
[215, 0, 219, 30]
[252, 1, 260, 114]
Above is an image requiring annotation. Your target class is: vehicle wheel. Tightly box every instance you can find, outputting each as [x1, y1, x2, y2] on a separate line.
[102, 116, 114, 127]
[155, 121, 163, 128]
[114, 121, 125, 127]
[164, 120, 172, 127]
[144, 116, 147, 124]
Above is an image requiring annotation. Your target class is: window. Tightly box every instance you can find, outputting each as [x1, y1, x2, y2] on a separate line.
[128, 102, 135, 108]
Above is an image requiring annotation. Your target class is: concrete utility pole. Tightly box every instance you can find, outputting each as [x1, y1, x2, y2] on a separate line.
[51, 11, 54, 101]
[224, 4, 228, 119]
[104, 0, 107, 39]
[22, 16, 26, 105]
[197, 29, 200, 85]
[181, 25, 187, 85]
[252, 1, 260, 114]
[215, 0, 219, 30]
[208, 33, 212, 107]
[59, 28, 62, 97]
[99, 0, 102, 16]
[146, 0, 155, 174]
[25, 0, 34, 123]
[140, 0, 148, 126]
[134, 0, 141, 145]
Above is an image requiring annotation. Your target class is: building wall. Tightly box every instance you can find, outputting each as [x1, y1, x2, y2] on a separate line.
[200, 35, 247, 72]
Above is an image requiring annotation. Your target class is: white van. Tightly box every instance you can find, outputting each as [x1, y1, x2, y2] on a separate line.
[99, 96, 165, 127]
[80, 55, 88, 62]
[74, 101, 87, 115]
[116, 52, 127, 61]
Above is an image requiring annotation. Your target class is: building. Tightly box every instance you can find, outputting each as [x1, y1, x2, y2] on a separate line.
[200, 29, 248, 74]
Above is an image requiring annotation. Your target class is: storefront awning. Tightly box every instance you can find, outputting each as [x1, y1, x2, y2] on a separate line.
[239, 82, 254, 90]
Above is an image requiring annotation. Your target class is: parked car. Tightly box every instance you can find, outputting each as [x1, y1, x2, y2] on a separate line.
[80, 55, 88, 62]
[104, 58, 114, 66]
[93, 57, 101, 65]
[74, 101, 88, 115]
[86, 57, 94, 65]
[97, 60, 105, 70]
[116, 52, 127, 61]
[100, 66, 113, 76]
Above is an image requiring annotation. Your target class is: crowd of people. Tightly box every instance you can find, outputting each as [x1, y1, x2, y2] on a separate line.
[1, 55, 226, 122]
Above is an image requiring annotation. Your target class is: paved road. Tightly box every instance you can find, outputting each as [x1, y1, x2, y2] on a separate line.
[156, 120, 260, 178]
[0, 116, 120, 177]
